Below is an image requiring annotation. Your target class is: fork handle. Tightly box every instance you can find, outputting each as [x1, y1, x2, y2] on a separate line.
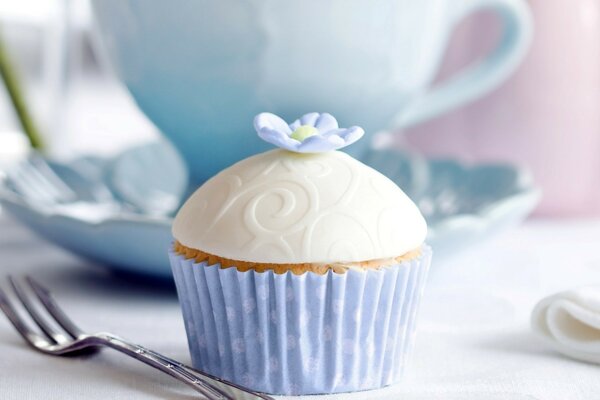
[95, 333, 232, 400]
[135, 345, 274, 400]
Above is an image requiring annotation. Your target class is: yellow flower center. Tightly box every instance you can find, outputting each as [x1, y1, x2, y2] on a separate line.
[290, 125, 318, 142]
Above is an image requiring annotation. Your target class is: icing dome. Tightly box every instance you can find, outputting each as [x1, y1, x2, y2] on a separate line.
[172, 149, 427, 264]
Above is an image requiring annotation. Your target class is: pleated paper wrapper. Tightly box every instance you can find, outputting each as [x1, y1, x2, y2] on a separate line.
[169, 245, 431, 395]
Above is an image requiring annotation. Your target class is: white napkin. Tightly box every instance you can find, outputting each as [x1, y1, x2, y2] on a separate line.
[531, 286, 600, 364]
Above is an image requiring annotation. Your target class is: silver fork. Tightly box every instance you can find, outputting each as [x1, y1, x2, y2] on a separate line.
[2, 153, 134, 213]
[0, 276, 274, 400]
[5, 154, 78, 204]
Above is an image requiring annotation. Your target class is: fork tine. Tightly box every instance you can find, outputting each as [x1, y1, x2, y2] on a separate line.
[0, 285, 52, 349]
[23, 163, 65, 203]
[6, 156, 77, 205]
[25, 276, 84, 338]
[8, 276, 70, 344]
[10, 163, 55, 203]
[28, 155, 77, 202]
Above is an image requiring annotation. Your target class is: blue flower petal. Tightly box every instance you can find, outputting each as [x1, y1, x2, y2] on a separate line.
[299, 112, 320, 127]
[257, 128, 299, 150]
[254, 112, 292, 135]
[338, 126, 365, 144]
[289, 120, 299, 131]
[314, 113, 339, 133]
[321, 128, 345, 138]
[296, 134, 344, 153]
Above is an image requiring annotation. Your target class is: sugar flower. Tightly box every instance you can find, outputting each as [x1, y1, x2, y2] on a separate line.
[254, 112, 364, 153]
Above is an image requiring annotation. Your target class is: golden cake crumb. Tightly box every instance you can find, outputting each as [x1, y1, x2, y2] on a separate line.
[173, 241, 422, 275]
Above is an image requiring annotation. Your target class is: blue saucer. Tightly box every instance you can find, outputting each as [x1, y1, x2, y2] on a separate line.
[0, 142, 540, 279]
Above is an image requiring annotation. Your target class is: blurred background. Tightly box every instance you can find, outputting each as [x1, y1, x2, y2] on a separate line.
[0, 0, 597, 276]
[0, 0, 158, 158]
[405, 0, 600, 217]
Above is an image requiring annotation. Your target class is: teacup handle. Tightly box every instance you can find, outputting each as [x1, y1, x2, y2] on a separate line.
[392, 0, 532, 129]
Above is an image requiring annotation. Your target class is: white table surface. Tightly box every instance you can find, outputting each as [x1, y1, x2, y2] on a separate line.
[1, 213, 600, 400]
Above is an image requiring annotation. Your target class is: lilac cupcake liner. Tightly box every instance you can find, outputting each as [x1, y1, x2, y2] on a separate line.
[169, 245, 431, 395]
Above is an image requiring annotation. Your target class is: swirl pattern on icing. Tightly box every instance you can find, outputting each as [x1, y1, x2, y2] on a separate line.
[173, 149, 427, 263]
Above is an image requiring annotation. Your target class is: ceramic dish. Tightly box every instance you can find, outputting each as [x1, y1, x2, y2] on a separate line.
[0, 142, 540, 279]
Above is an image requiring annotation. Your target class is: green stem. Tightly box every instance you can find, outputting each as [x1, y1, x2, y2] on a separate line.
[0, 28, 44, 150]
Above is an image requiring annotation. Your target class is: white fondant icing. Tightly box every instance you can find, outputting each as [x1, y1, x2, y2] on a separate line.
[173, 149, 427, 263]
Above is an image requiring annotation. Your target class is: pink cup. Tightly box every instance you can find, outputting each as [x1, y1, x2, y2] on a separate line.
[405, 0, 600, 217]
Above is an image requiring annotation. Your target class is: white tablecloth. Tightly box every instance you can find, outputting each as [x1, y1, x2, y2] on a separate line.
[1, 214, 600, 400]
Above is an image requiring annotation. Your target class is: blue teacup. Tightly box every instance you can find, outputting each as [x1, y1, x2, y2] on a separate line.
[91, 0, 532, 184]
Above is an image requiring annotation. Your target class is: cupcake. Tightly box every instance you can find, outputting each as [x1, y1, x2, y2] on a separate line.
[169, 112, 431, 395]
